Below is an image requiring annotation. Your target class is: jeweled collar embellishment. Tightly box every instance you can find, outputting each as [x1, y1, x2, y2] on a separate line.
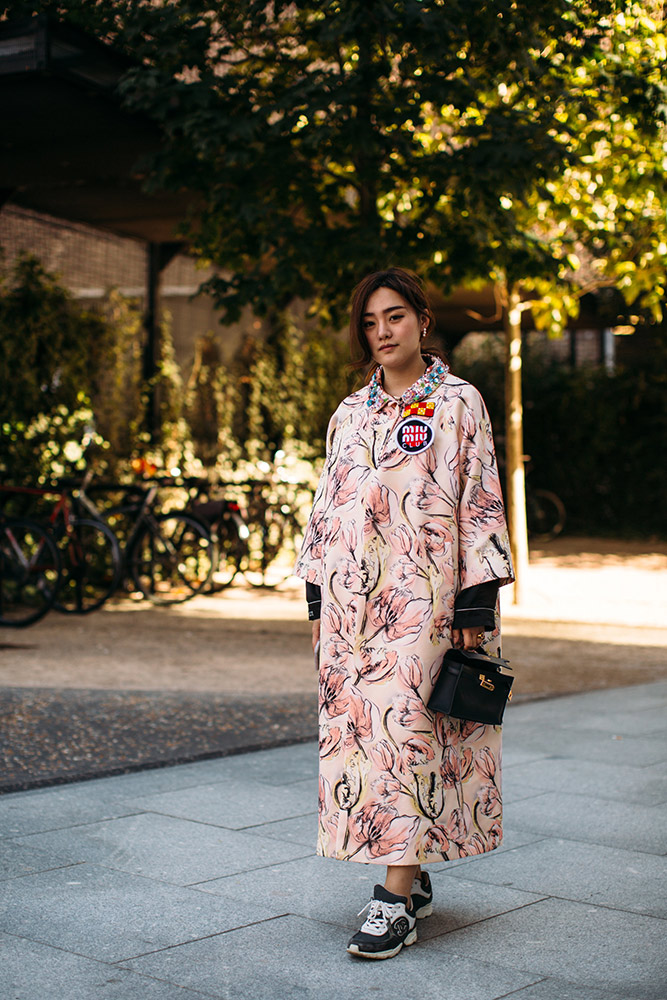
[366, 355, 449, 410]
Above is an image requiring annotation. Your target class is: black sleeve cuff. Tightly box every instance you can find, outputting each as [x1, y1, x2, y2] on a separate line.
[453, 581, 499, 630]
[305, 581, 321, 621]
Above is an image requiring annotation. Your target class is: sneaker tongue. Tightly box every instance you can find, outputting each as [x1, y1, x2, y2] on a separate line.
[374, 884, 407, 904]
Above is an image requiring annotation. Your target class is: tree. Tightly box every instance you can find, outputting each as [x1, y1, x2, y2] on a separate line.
[3, 2, 610, 315]
[4, 1, 666, 589]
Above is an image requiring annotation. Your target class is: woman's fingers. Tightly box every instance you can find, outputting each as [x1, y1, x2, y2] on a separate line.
[311, 619, 321, 651]
[459, 626, 485, 649]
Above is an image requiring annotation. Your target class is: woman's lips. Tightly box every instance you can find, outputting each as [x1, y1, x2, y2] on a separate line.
[380, 344, 397, 351]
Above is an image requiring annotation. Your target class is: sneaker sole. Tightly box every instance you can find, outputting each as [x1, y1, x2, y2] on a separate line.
[414, 901, 433, 919]
[347, 928, 417, 960]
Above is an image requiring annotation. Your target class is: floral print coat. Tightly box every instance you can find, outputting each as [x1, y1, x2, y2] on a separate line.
[295, 368, 514, 864]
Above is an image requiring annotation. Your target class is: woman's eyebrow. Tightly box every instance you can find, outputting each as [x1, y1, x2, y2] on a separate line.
[362, 305, 406, 317]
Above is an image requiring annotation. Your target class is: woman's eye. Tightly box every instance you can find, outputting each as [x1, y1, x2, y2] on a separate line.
[390, 313, 404, 321]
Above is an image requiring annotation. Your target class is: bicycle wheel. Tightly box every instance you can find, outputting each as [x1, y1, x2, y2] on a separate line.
[0, 517, 61, 627]
[211, 514, 247, 589]
[128, 512, 217, 604]
[526, 489, 566, 541]
[54, 517, 122, 614]
[243, 507, 304, 587]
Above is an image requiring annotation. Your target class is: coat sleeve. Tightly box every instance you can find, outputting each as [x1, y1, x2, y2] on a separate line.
[456, 386, 514, 592]
[293, 409, 339, 586]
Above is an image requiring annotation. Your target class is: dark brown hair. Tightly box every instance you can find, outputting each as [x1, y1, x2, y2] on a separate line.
[349, 267, 440, 372]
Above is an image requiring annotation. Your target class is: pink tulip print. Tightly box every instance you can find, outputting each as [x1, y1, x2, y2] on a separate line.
[402, 735, 436, 768]
[349, 803, 420, 862]
[344, 693, 375, 751]
[331, 462, 369, 509]
[418, 824, 451, 857]
[294, 372, 513, 864]
[391, 693, 429, 729]
[398, 654, 423, 691]
[371, 774, 402, 804]
[367, 587, 430, 643]
[458, 832, 488, 856]
[474, 747, 497, 780]
[319, 664, 350, 719]
[319, 725, 342, 760]
[357, 646, 399, 684]
[363, 481, 396, 537]
[478, 782, 502, 817]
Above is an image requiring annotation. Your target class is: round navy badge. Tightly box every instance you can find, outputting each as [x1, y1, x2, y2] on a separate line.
[395, 417, 434, 454]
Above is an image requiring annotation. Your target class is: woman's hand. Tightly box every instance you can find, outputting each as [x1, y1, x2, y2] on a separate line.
[452, 627, 485, 650]
[311, 619, 321, 651]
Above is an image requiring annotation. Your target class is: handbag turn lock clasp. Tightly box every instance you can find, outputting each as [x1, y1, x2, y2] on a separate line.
[479, 674, 495, 691]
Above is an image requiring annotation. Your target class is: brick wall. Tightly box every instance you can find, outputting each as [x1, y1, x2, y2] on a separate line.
[0, 205, 252, 369]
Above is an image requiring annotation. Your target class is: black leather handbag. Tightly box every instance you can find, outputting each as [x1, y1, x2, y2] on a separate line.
[427, 647, 514, 726]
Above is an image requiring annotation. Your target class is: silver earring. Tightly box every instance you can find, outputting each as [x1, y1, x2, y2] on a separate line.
[421, 328, 427, 338]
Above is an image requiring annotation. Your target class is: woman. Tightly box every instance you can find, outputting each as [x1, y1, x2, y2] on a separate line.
[295, 267, 514, 960]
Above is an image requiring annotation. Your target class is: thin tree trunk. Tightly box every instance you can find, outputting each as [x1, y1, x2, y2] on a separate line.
[502, 281, 529, 604]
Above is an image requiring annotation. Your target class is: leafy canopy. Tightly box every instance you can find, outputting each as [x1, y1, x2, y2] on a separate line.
[3, 1, 666, 329]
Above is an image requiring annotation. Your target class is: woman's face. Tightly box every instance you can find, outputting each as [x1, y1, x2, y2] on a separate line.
[363, 286, 425, 370]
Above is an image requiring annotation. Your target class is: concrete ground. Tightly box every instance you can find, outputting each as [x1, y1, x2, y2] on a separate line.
[1, 537, 666, 789]
[1, 537, 666, 998]
[1, 681, 666, 1000]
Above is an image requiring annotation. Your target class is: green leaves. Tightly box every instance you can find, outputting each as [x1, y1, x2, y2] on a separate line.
[4, 1, 665, 333]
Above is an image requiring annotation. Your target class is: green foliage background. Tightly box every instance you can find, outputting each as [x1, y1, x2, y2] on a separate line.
[1, 255, 665, 536]
[0, 256, 354, 488]
[453, 333, 667, 538]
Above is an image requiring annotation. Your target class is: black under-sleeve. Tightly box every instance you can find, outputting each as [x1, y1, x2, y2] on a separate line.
[452, 581, 500, 630]
[305, 581, 321, 621]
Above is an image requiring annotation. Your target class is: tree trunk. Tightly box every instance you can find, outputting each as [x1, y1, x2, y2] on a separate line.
[502, 281, 529, 604]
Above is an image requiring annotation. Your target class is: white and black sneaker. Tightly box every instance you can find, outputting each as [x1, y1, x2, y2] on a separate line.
[410, 870, 433, 918]
[347, 884, 417, 960]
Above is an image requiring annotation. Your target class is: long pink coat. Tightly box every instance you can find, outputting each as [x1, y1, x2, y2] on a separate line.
[295, 369, 514, 864]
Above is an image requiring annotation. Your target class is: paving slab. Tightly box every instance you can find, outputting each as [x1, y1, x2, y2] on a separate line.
[124, 775, 317, 830]
[503, 755, 667, 805]
[2, 680, 666, 1000]
[501, 745, 551, 768]
[119, 913, 544, 1000]
[12, 812, 314, 885]
[437, 896, 667, 999]
[0, 784, 142, 839]
[191, 740, 318, 787]
[503, 724, 667, 769]
[506, 681, 667, 718]
[507, 791, 667, 854]
[496, 979, 635, 1000]
[436, 837, 667, 918]
[0, 840, 83, 882]
[1, 933, 211, 1000]
[194, 853, 546, 933]
[431, 827, 549, 874]
[239, 810, 318, 847]
[0, 862, 290, 964]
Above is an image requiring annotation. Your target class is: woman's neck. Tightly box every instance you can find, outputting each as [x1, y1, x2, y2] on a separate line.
[381, 354, 428, 399]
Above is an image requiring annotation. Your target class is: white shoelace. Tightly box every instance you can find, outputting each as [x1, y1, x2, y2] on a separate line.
[357, 898, 399, 935]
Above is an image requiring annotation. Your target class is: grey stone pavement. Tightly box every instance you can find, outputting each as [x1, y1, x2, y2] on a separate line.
[1, 681, 665, 1000]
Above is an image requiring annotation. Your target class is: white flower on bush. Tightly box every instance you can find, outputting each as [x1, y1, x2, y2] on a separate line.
[63, 440, 84, 463]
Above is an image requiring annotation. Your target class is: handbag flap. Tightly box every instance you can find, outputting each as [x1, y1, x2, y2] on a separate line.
[443, 647, 512, 673]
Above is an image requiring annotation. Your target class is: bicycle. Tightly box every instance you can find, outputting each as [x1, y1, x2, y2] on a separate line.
[102, 478, 218, 604]
[178, 479, 250, 590]
[526, 486, 566, 541]
[0, 511, 62, 627]
[239, 477, 313, 587]
[496, 447, 567, 542]
[0, 479, 121, 615]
